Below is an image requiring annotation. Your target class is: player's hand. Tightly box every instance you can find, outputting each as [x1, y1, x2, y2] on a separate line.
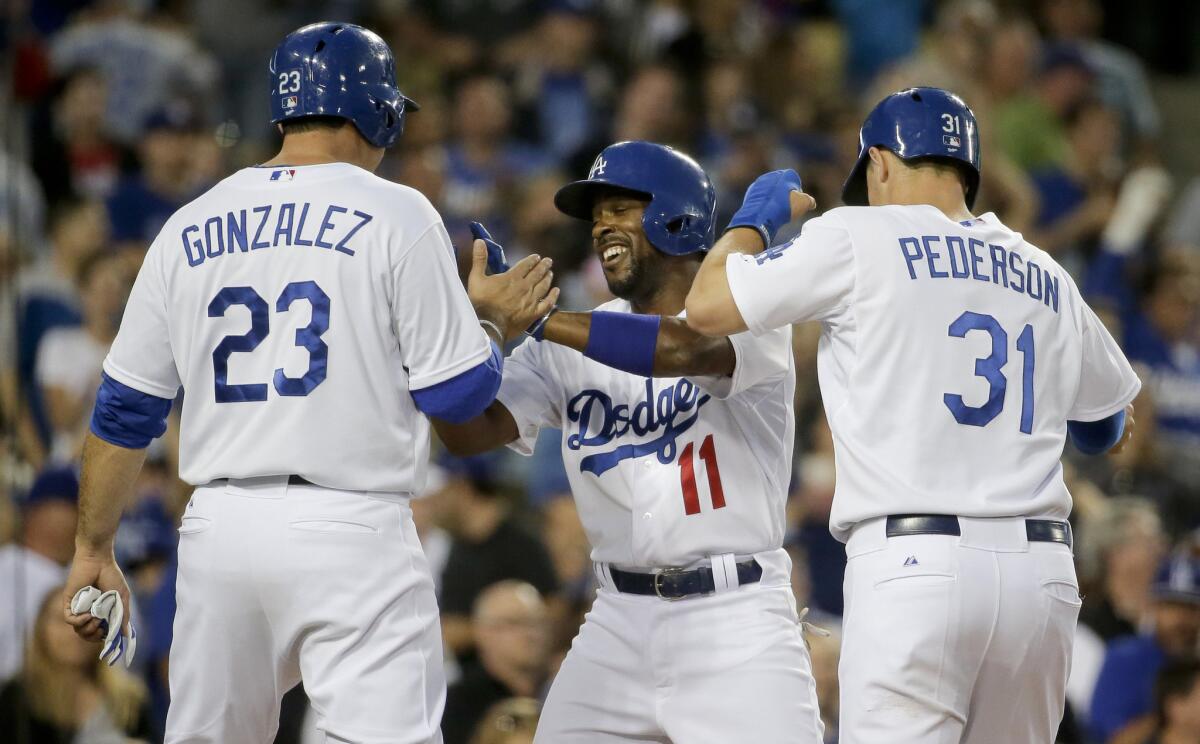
[62, 547, 133, 646]
[725, 169, 815, 248]
[468, 235, 559, 342]
[1109, 404, 1136, 455]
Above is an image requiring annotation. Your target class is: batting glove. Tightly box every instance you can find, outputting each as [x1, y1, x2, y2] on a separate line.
[725, 169, 803, 248]
[471, 221, 510, 275]
[70, 586, 137, 668]
[469, 221, 557, 340]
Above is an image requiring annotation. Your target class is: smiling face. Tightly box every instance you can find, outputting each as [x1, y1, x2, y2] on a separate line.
[591, 191, 658, 301]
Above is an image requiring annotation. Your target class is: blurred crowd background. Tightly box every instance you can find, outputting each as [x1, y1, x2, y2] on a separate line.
[1, 0, 1200, 742]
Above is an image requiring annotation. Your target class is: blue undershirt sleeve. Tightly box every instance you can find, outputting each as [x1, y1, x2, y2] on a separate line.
[90, 373, 175, 449]
[411, 342, 504, 423]
[1067, 409, 1127, 455]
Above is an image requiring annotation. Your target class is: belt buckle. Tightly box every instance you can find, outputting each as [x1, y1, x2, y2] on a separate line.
[653, 568, 686, 601]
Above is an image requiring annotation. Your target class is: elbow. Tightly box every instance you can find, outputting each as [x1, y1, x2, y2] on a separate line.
[684, 290, 723, 337]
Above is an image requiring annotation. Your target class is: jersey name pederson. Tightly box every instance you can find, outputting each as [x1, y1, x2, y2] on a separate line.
[898, 234, 1060, 314]
[181, 202, 374, 268]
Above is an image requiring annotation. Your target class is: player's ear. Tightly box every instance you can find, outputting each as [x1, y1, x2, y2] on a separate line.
[867, 146, 888, 184]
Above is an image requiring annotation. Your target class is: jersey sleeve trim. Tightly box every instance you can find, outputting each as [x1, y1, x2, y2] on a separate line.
[101, 358, 181, 400]
[1067, 377, 1141, 422]
[408, 341, 493, 391]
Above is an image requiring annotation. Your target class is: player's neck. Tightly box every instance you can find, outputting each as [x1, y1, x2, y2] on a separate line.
[264, 131, 381, 173]
[887, 192, 973, 222]
[629, 262, 699, 316]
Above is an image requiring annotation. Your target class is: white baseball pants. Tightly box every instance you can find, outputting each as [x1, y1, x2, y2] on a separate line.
[839, 516, 1081, 744]
[164, 476, 445, 744]
[534, 549, 824, 743]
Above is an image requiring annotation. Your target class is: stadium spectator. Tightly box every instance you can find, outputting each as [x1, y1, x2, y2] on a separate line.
[1090, 553, 1200, 743]
[34, 250, 128, 463]
[435, 455, 559, 658]
[0, 466, 77, 681]
[441, 74, 551, 243]
[1029, 98, 1123, 265]
[0, 586, 152, 742]
[469, 697, 540, 744]
[106, 105, 205, 247]
[996, 43, 1096, 172]
[513, 3, 609, 163]
[29, 66, 122, 206]
[49, 4, 217, 144]
[1078, 498, 1167, 641]
[1039, 0, 1162, 152]
[1148, 659, 1200, 744]
[443, 582, 550, 744]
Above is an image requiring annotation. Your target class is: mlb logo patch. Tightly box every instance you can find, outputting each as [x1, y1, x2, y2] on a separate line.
[282, 95, 299, 112]
[943, 134, 961, 150]
[270, 169, 296, 182]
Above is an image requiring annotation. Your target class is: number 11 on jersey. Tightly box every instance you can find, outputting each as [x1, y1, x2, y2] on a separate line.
[679, 434, 726, 515]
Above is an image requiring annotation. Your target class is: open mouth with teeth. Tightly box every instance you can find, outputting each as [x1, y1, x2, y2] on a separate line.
[599, 242, 631, 271]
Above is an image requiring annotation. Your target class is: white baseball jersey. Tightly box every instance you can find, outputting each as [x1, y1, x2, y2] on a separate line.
[105, 163, 490, 492]
[497, 299, 795, 567]
[726, 205, 1141, 540]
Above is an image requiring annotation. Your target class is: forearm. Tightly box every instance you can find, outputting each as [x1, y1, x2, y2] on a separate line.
[432, 400, 519, 456]
[76, 432, 147, 553]
[685, 227, 760, 336]
[541, 312, 735, 377]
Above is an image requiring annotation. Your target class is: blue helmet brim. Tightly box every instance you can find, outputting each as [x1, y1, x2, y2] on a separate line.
[554, 179, 652, 221]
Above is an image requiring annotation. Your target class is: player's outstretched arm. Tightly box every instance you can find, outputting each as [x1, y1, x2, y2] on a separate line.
[537, 311, 736, 378]
[432, 400, 520, 456]
[686, 170, 815, 337]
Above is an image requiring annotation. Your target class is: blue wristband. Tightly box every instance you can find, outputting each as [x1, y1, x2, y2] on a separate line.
[583, 312, 660, 377]
[725, 169, 803, 247]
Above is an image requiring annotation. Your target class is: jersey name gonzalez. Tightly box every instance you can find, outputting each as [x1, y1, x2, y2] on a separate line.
[180, 202, 375, 266]
[567, 378, 710, 475]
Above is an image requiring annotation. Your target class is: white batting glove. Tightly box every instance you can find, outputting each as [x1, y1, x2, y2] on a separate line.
[70, 586, 137, 668]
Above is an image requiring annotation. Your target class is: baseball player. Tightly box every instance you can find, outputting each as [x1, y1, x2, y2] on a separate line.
[685, 87, 1141, 742]
[436, 141, 824, 743]
[61, 22, 555, 744]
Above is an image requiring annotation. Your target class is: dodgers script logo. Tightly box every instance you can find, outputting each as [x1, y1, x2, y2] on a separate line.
[566, 378, 710, 476]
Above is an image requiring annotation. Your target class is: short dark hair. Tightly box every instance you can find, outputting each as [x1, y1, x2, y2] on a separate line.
[1156, 658, 1200, 722]
[279, 116, 347, 136]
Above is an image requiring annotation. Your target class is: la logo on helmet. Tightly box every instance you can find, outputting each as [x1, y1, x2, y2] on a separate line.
[590, 156, 607, 178]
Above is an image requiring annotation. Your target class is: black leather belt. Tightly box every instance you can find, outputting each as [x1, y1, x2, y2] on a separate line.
[609, 559, 763, 600]
[885, 514, 1072, 548]
[209, 475, 314, 487]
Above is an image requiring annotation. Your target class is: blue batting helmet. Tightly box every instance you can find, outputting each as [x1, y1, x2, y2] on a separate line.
[269, 22, 418, 149]
[842, 87, 981, 209]
[554, 141, 716, 256]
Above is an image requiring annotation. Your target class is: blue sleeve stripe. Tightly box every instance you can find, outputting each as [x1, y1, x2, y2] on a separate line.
[90, 373, 174, 449]
[411, 342, 503, 423]
[1067, 409, 1126, 455]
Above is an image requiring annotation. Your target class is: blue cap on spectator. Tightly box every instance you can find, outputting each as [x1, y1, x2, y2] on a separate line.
[1039, 43, 1094, 76]
[143, 103, 199, 133]
[1152, 554, 1200, 605]
[115, 496, 177, 568]
[23, 466, 79, 510]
